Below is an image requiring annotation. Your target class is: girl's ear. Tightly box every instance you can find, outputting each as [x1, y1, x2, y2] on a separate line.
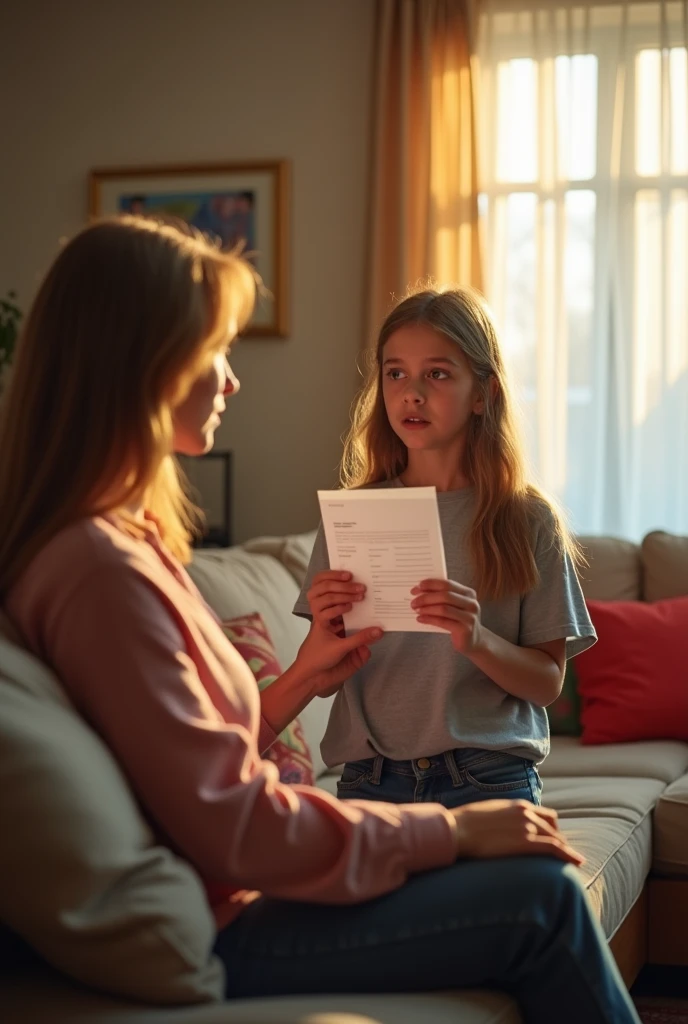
[473, 375, 498, 415]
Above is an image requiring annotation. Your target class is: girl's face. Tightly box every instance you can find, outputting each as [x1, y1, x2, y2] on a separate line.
[381, 324, 484, 453]
[173, 350, 240, 456]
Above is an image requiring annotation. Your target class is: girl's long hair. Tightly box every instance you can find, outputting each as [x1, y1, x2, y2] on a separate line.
[0, 215, 256, 599]
[342, 285, 583, 600]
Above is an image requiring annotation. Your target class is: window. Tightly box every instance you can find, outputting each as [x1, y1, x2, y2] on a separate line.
[476, 2, 688, 537]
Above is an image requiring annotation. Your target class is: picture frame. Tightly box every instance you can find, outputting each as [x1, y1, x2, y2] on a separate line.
[178, 450, 233, 548]
[89, 161, 289, 337]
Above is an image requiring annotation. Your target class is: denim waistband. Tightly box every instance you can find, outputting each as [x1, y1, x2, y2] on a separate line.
[359, 749, 528, 786]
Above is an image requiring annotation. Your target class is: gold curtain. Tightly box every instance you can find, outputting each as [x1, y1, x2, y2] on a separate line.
[367, 0, 483, 339]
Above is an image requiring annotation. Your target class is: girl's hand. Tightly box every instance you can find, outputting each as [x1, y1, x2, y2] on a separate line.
[410, 578, 484, 654]
[295, 620, 383, 698]
[450, 800, 585, 865]
[307, 570, 367, 637]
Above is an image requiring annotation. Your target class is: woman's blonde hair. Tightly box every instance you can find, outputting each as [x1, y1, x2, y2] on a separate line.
[0, 215, 256, 598]
[342, 285, 583, 600]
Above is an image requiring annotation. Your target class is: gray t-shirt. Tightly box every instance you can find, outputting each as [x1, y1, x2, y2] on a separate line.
[294, 479, 596, 766]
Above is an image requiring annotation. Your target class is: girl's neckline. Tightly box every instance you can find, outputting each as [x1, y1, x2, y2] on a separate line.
[391, 477, 474, 498]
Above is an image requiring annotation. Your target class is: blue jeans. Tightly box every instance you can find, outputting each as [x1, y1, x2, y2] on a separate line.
[214, 856, 639, 1023]
[337, 748, 543, 808]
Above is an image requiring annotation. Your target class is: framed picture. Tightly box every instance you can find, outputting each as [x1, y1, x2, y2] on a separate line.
[178, 450, 233, 548]
[89, 161, 289, 337]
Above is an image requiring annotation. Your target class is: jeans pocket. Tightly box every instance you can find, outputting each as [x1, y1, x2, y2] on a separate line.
[527, 764, 543, 805]
[337, 759, 374, 792]
[464, 754, 533, 794]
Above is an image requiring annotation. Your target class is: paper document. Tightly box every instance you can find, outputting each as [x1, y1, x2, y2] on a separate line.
[317, 487, 448, 633]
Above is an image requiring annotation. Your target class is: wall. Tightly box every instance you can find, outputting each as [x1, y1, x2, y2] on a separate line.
[0, 0, 375, 541]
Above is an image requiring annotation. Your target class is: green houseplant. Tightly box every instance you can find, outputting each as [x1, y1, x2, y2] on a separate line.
[0, 290, 22, 388]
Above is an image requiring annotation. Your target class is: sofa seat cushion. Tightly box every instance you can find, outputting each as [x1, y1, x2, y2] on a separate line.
[542, 776, 666, 822]
[542, 737, 688, 784]
[0, 971, 520, 1023]
[544, 776, 661, 937]
[561, 814, 651, 939]
[653, 773, 688, 876]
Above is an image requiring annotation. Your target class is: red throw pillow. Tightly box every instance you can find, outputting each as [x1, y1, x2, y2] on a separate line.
[576, 597, 688, 744]
[222, 613, 315, 786]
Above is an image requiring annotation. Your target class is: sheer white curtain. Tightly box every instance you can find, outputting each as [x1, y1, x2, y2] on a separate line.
[475, 0, 688, 539]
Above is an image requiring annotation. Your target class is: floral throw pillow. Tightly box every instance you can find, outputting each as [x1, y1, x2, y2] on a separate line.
[221, 613, 315, 786]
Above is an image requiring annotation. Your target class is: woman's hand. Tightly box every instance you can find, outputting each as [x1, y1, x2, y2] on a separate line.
[260, 611, 382, 736]
[294, 620, 382, 698]
[411, 579, 484, 654]
[307, 570, 367, 637]
[450, 799, 585, 865]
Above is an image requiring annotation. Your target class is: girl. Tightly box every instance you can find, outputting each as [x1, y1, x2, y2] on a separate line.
[296, 286, 596, 810]
[0, 221, 637, 1024]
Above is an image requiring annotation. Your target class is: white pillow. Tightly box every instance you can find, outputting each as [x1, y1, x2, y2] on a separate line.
[0, 627, 224, 1005]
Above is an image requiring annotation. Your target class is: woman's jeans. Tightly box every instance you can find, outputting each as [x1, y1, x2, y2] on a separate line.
[214, 857, 640, 1024]
[337, 748, 543, 808]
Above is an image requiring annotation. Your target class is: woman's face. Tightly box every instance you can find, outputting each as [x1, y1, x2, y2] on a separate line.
[173, 350, 240, 456]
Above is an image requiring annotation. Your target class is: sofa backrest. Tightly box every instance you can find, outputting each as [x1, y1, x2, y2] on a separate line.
[641, 530, 688, 601]
[188, 532, 333, 777]
[577, 536, 642, 601]
[569, 531, 687, 603]
[187, 545, 309, 671]
[0, 618, 224, 1004]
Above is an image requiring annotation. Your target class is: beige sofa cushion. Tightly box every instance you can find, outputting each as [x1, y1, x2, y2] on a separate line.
[542, 776, 665, 822]
[562, 814, 651, 939]
[642, 531, 688, 602]
[542, 736, 688, 784]
[0, 977, 520, 1024]
[0, 630, 224, 1005]
[545, 777, 662, 938]
[577, 536, 642, 601]
[653, 773, 688, 876]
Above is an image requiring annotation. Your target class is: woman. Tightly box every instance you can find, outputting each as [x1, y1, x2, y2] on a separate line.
[0, 217, 640, 1024]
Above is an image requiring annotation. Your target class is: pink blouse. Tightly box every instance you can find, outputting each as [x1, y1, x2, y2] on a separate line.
[7, 515, 456, 929]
